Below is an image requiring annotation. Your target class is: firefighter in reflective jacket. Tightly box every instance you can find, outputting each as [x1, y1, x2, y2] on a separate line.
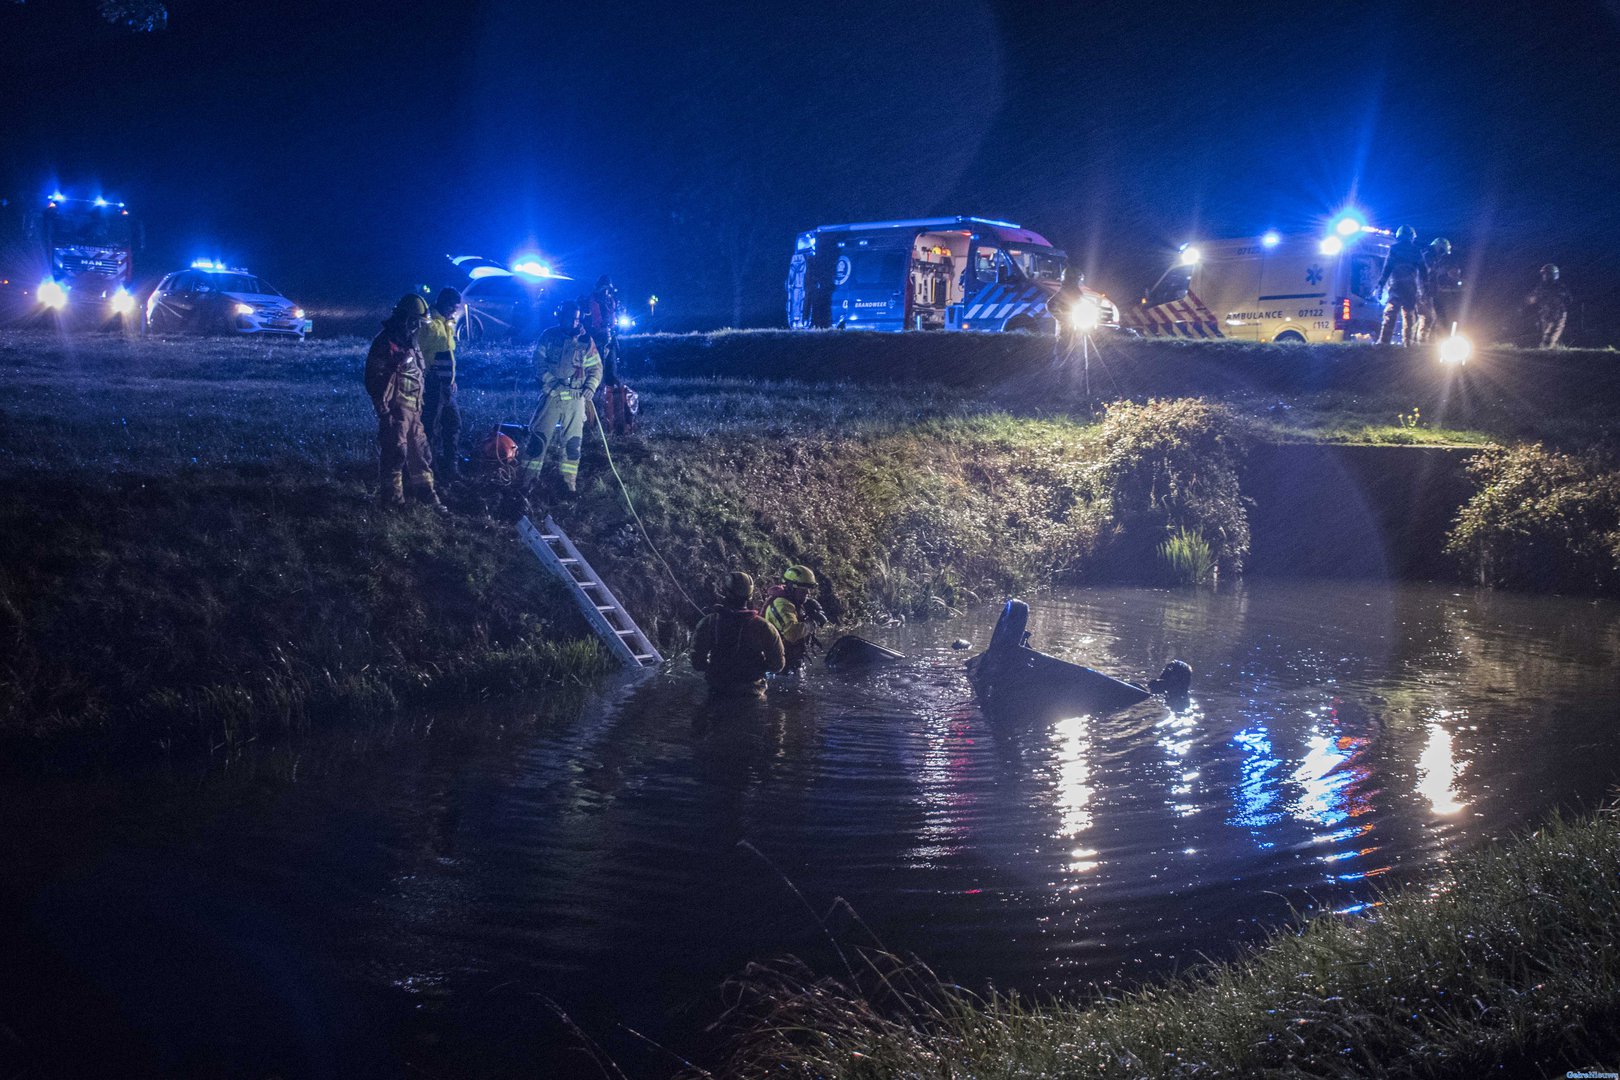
[691, 572, 785, 694]
[418, 287, 462, 482]
[521, 300, 603, 494]
[762, 564, 829, 670]
[1377, 225, 1425, 347]
[364, 293, 444, 510]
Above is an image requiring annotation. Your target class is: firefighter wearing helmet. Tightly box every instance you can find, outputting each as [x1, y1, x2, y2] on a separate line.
[1417, 238, 1463, 344]
[1376, 225, 1425, 347]
[418, 287, 464, 483]
[762, 564, 829, 671]
[1527, 263, 1573, 348]
[520, 299, 603, 496]
[364, 293, 445, 511]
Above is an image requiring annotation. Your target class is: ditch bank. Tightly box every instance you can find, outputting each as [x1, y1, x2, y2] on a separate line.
[1244, 443, 1480, 580]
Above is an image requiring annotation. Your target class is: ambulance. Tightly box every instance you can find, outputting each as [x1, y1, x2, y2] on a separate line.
[785, 215, 1119, 334]
[1124, 214, 1393, 343]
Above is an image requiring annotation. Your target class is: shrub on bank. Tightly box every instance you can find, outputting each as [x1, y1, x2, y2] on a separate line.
[1446, 443, 1620, 593]
[1092, 398, 1252, 581]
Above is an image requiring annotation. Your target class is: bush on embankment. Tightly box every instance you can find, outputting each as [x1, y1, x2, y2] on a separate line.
[1446, 443, 1620, 593]
[706, 809, 1620, 1079]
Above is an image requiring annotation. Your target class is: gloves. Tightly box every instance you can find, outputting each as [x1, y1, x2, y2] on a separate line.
[804, 598, 829, 627]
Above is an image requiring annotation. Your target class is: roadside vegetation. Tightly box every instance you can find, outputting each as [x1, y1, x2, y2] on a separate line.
[1447, 442, 1620, 594]
[704, 808, 1620, 1079]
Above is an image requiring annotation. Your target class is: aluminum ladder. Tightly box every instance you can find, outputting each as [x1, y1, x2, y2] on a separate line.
[517, 515, 663, 670]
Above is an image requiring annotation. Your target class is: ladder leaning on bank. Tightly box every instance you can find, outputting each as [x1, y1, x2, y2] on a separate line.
[517, 515, 664, 670]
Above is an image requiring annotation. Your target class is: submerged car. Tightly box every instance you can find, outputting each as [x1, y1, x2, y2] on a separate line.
[144, 261, 312, 338]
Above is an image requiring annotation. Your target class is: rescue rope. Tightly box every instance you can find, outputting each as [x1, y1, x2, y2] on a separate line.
[592, 410, 707, 617]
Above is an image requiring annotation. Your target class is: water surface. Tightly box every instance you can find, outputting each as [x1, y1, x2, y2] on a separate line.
[3, 581, 1618, 1078]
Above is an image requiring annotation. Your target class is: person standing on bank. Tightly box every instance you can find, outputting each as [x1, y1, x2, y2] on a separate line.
[519, 300, 603, 497]
[364, 294, 445, 511]
[418, 287, 463, 483]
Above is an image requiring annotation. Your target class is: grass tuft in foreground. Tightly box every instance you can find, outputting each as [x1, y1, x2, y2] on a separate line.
[704, 809, 1620, 1079]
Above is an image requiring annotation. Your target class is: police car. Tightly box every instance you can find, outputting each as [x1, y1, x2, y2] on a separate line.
[1126, 214, 1392, 343]
[786, 216, 1119, 334]
[145, 260, 311, 338]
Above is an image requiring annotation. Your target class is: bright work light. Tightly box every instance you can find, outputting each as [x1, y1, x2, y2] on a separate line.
[111, 287, 136, 316]
[1178, 246, 1201, 266]
[1070, 296, 1102, 331]
[38, 280, 68, 309]
[1438, 332, 1472, 365]
[1262, 231, 1281, 247]
[1319, 236, 1344, 256]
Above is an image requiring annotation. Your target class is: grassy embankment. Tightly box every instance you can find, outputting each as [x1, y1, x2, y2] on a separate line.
[3, 328, 1617, 757]
[708, 808, 1620, 1079]
[0, 331, 1248, 758]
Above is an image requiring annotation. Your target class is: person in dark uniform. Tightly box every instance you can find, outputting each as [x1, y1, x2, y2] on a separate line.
[1376, 225, 1425, 346]
[1418, 238, 1463, 344]
[1527, 264, 1573, 348]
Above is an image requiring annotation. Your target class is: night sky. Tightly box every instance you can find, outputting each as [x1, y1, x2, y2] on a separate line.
[4, 0, 1619, 334]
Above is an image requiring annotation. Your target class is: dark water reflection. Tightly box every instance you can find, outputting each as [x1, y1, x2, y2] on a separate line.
[3, 582, 1619, 1078]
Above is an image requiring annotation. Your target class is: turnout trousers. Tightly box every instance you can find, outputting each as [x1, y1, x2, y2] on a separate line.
[522, 389, 587, 492]
[1378, 284, 1420, 346]
[422, 368, 461, 477]
[378, 401, 436, 502]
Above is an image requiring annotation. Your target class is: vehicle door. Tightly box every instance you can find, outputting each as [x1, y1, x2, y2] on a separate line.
[1258, 243, 1329, 340]
[830, 236, 908, 330]
[158, 271, 202, 326]
[953, 237, 1017, 330]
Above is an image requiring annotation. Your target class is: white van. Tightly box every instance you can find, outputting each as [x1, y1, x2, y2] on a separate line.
[1124, 220, 1393, 343]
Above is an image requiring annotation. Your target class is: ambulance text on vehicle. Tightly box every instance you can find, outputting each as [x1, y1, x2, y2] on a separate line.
[785, 215, 1118, 334]
[1123, 217, 1392, 343]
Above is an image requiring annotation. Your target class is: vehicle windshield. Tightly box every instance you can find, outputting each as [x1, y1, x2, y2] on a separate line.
[209, 273, 276, 295]
[1004, 245, 1067, 282]
[48, 209, 132, 247]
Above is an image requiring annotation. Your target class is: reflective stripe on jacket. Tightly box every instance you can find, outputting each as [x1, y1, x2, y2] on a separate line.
[533, 326, 603, 396]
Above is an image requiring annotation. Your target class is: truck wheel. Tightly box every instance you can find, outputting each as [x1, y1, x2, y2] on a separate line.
[1274, 330, 1307, 344]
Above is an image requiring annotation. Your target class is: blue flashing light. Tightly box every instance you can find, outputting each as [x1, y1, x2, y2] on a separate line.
[1262, 231, 1281, 247]
[1333, 212, 1364, 237]
[93, 197, 109, 207]
[49, 191, 65, 202]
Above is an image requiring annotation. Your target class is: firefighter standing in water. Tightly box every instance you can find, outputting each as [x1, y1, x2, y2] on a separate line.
[520, 300, 603, 496]
[690, 572, 786, 695]
[1376, 225, 1425, 346]
[418, 287, 463, 482]
[364, 294, 445, 511]
[762, 565, 829, 671]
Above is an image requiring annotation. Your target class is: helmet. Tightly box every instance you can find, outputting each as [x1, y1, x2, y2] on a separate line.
[434, 287, 462, 313]
[722, 571, 754, 603]
[1395, 225, 1417, 242]
[1429, 238, 1452, 255]
[1541, 264, 1560, 280]
[555, 299, 582, 323]
[480, 429, 517, 466]
[394, 293, 430, 319]
[783, 565, 818, 587]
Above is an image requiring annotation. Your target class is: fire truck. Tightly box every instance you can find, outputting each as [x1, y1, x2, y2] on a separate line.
[785, 215, 1119, 334]
[1124, 214, 1392, 343]
[1, 190, 140, 320]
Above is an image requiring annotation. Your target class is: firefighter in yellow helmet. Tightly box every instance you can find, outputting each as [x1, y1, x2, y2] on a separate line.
[761, 564, 829, 671]
[520, 299, 603, 496]
[364, 293, 445, 511]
